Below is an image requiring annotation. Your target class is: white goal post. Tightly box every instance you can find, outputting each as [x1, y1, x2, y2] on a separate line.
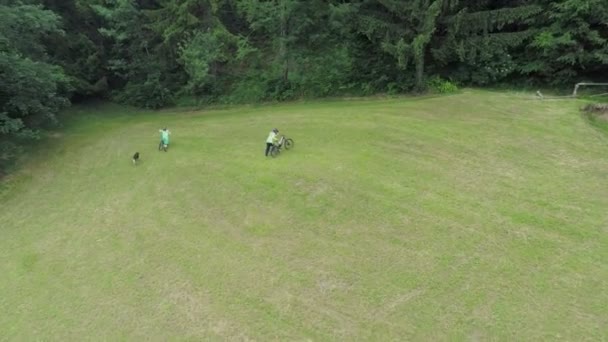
[572, 83, 608, 97]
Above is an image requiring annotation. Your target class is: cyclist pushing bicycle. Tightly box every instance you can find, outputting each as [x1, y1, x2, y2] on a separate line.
[265, 128, 279, 157]
[265, 128, 294, 158]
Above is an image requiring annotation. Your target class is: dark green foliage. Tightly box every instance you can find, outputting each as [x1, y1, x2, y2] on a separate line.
[0, 2, 64, 58]
[354, 0, 445, 90]
[432, 3, 542, 85]
[522, 0, 608, 84]
[0, 54, 70, 126]
[0, 2, 70, 169]
[233, 0, 343, 100]
[2, 0, 607, 108]
[48, 0, 608, 105]
[91, 0, 176, 108]
[42, 0, 107, 98]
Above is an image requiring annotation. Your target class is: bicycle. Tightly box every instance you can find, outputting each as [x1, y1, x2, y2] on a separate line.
[158, 140, 168, 152]
[270, 135, 294, 158]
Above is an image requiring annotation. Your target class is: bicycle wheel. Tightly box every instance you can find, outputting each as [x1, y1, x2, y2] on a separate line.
[284, 138, 294, 150]
[270, 146, 280, 158]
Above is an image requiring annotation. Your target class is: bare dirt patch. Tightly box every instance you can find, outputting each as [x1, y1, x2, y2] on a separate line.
[582, 103, 608, 118]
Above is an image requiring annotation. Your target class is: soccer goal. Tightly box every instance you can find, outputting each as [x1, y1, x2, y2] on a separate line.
[572, 82, 608, 97]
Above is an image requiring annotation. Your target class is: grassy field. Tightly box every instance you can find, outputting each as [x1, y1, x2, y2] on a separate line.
[1, 90, 607, 340]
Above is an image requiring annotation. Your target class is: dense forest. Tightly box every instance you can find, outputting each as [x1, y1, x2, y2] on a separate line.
[1, 0, 607, 168]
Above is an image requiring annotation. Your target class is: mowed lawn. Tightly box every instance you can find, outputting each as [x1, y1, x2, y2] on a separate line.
[1, 90, 606, 340]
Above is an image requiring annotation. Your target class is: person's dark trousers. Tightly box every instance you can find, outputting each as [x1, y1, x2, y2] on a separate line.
[265, 143, 273, 156]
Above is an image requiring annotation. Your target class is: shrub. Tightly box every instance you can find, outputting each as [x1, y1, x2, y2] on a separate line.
[427, 76, 459, 94]
[114, 73, 174, 109]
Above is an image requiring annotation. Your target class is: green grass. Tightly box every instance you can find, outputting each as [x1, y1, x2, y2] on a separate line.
[1, 90, 607, 340]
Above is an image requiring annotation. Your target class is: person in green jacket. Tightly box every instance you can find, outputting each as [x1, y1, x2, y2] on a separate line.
[159, 128, 170, 151]
[265, 128, 279, 156]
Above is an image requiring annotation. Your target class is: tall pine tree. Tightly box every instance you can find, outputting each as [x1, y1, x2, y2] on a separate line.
[522, 0, 608, 84]
[432, 0, 542, 84]
[356, 0, 445, 90]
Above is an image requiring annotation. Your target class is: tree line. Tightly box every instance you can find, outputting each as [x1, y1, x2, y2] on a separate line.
[1, 0, 607, 169]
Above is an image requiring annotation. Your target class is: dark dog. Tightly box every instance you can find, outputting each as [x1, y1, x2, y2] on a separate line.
[132, 152, 140, 165]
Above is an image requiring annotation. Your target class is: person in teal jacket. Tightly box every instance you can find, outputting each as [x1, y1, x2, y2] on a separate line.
[265, 128, 279, 156]
[159, 128, 170, 151]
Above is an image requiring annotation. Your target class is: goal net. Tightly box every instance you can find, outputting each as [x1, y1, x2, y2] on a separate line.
[572, 83, 608, 98]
